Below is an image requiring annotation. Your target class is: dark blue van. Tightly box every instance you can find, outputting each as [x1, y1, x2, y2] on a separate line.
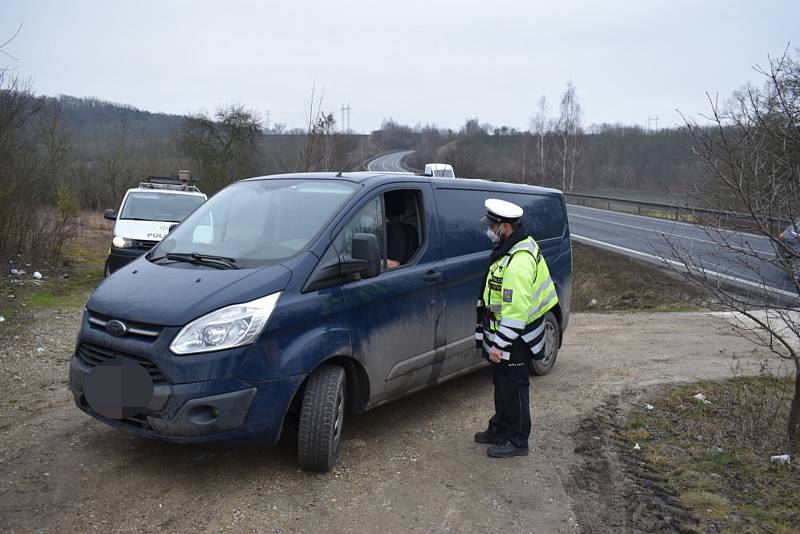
[69, 172, 572, 471]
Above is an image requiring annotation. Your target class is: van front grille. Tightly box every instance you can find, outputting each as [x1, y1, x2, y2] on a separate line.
[77, 394, 156, 430]
[76, 342, 167, 384]
[87, 311, 161, 339]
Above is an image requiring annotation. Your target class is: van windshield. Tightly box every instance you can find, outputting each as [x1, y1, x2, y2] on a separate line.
[148, 179, 359, 268]
[120, 192, 206, 223]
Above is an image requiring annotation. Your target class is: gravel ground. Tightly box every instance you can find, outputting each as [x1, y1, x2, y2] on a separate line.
[0, 309, 774, 533]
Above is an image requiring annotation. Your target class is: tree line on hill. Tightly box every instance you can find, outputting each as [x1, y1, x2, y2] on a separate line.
[373, 82, 706, 203]
[0, 75, 369, 264]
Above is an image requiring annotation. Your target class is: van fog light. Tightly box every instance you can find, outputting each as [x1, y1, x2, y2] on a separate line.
[170, 293, 281, 355]
[189, 405, 220, 424]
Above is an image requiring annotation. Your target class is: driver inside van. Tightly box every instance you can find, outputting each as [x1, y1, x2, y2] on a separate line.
[385, 194, 419, 268]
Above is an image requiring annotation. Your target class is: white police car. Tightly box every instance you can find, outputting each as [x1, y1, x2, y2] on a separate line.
[103, 172, 207, 276]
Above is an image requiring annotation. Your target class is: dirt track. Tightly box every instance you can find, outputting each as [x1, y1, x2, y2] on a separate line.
[0, 310, 772, 533]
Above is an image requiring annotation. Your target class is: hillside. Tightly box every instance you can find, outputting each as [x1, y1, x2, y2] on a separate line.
[47, 95, 186, 142]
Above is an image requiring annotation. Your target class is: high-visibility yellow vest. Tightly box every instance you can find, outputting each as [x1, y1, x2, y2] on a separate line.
[475, 236, 558, 360]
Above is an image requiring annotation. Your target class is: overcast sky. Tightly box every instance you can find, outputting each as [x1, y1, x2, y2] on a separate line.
[3, 0, 798, 132]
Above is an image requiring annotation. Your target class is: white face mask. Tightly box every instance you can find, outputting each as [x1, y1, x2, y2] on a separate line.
[486, 223, 504, 244]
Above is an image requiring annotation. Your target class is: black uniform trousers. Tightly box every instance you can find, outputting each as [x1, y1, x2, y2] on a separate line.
[487, 340, 532, 449]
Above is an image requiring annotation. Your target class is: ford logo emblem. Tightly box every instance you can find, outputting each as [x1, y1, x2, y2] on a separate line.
[106, 319, 128, 337]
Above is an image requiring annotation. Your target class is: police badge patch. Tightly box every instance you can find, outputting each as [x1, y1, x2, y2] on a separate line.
[503, 289, 513, 302]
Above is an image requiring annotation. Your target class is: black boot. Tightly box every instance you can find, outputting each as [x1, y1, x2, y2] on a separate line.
[487, 440, 529, 458]
[474, 430, 504, 444]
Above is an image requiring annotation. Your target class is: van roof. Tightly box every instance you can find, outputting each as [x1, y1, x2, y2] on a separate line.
[127, 187, 207, 197]
[424, 163, 453, 170]
[241, 172, 564, 197]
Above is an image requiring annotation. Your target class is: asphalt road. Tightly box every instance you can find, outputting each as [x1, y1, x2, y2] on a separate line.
[567, 204, 798, 298]
[367, 150, 415, 172]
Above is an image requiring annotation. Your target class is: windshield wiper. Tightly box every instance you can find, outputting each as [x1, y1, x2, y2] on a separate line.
[151, 252, 240, 270]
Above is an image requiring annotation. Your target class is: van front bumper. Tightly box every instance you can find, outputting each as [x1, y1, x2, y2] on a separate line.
[69, 354, 304, 444]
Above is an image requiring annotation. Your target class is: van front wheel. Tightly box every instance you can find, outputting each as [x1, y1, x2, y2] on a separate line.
[297, 364, 346, 472]
[529, 311, 560, 376]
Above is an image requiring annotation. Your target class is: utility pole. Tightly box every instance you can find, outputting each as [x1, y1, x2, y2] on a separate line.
[646, 115, 659, 132]
[341, 103, 351, 134]
[265, 110, 271, 133]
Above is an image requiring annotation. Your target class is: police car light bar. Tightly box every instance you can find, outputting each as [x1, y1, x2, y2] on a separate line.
[138, 172, 201, 192]
[146, 175, 198, 187]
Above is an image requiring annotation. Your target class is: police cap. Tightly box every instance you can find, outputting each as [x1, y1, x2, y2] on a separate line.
[481, 198, 524, 225]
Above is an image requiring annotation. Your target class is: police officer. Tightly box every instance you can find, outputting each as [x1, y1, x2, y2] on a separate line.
[474, 198, 559, 458]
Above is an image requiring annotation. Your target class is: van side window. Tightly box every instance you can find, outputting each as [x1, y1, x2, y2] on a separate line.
[435, 188, 566, 258]
[384, 190, 423, 269]
[333, 196, 386, 264]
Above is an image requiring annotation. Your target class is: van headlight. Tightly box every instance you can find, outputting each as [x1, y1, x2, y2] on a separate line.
[170, 293, 282, 354]
[112, 236, 132, 248]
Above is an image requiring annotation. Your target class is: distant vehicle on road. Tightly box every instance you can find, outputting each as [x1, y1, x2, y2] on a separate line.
[776, 220, 800, 277]
[70, 171, 571, 472]
[103, 172, 206, 276]
[424, 163, 456, 178]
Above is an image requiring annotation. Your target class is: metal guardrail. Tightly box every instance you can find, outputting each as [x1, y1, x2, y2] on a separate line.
[563, 192, 781, 223]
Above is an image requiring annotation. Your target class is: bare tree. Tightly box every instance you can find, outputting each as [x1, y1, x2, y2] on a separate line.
[555, 82, 585, 192]
[530, 95, 552, 181]
[673, 48, 800, 454]
[300, 83, 338, 171]
[180, 104, 262, 192]
[36, 99, 74, 200]
[310, 112, 337, 170]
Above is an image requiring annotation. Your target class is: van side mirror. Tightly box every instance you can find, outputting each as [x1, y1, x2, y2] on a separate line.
[342, 233, 381, 279]
[304, 233, 382, 292]
[103, 209, 117, 221]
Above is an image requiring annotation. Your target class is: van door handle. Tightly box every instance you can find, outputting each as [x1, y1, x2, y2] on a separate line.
[423, 271, 441, 282]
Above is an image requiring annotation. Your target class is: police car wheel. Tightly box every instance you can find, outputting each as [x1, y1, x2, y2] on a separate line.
[297, 364, 347, 472]
[529, 312, 559, 376]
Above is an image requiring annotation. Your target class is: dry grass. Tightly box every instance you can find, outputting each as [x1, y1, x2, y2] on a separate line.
[622, 375, 800, 531]
[571, 242, 708, 312]
[0, 212, 111, 324]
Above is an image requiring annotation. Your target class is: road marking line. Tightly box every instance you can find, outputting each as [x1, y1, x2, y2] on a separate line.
[571, 233, 798, 299]
[570, 213, 777, 257]
[567, 203, 769, 240]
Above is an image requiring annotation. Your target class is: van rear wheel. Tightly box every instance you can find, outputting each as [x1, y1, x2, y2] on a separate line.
[297, 364, 346, 472]
[529, 311, 560, 376]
